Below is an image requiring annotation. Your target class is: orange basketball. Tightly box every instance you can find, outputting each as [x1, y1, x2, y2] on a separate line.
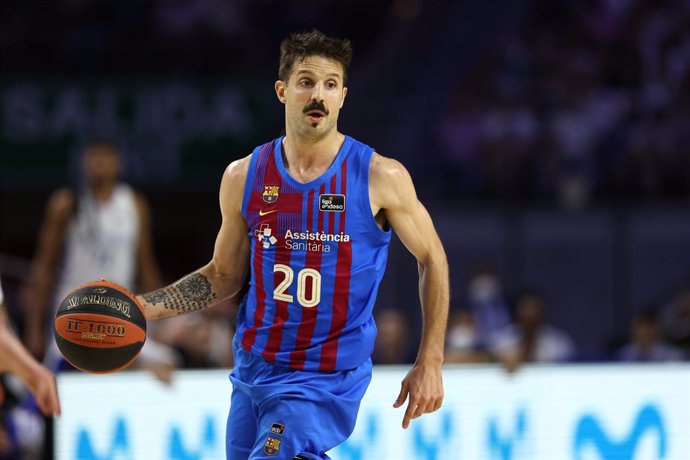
[53, 280, 146, 374]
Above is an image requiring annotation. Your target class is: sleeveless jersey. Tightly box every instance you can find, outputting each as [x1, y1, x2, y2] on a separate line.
[238, 136, 391, 371]
[54, 184, 140, 306]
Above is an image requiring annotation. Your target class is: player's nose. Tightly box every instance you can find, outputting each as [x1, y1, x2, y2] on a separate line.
[311, 82, 324, 100]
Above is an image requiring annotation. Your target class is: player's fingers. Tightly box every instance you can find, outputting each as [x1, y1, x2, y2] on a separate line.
[50, 377, 62, 416]
[402, 397, 419, 429]
[419, 398, 440, 417]
[35, 394, 46, 415]
[393, 381, 409, 408]
[412, 400, 426, 419]
[36, 391, 52, 416]
[36, 375, 60, 416]
[431, 397, 443, 413]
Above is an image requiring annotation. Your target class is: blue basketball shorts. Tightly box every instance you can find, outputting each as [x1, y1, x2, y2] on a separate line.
[226, 343, 372, 460]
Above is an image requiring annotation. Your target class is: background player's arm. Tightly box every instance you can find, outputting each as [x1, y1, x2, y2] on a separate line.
[137, 157, 251, 320]
[24, 188, 74, 358]
[133, 192, 164, 293]
[370, 153, 449, 429]
[0, 300, 61, 416]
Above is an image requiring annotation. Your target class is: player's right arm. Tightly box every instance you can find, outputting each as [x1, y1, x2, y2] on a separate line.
[137, 156, 251, 320]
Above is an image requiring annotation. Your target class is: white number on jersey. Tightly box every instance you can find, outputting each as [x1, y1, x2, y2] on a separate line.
[273, 265, 321, 308]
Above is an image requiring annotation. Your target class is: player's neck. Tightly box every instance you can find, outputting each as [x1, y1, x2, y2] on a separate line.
[282, 131, 345, 178]
[89, 182, 117, 202]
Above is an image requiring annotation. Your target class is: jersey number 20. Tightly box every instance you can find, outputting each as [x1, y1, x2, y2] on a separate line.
[273, 264, 321, 308]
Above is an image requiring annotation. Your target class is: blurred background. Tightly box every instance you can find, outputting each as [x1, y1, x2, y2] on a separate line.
[1, 0, 689, 458]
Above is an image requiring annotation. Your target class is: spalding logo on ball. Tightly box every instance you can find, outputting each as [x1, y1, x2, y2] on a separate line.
[54, 280, 146, 373]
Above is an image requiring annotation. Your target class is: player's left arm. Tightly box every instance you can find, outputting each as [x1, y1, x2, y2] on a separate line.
[369, 153, 450, 429]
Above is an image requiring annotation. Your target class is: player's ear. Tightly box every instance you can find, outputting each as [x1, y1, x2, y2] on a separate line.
[340, 86, 348, 109]
[275, 80, 287, 104]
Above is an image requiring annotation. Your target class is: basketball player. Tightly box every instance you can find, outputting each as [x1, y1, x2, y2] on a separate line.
[137, 30, 449, 460]
[0, 278, 61, 417]
[24, 142, 170, 375]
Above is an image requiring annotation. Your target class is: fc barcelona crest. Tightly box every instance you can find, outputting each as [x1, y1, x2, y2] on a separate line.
[263, 185, 280, 204]
[264, 436, 281, 456]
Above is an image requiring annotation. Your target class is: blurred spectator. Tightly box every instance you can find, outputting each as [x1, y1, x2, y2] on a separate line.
[372, 309, 415, 364]
[661, 287, 690, 355]
[21, 141, 181, 380]
[445, 307, 490, 364]
[155, 302, 236, 369]
[436, 89, 485, 196]
[489, 290, 575, 372]
[466, 265, 511, 348]
[617, 308, 683, 362]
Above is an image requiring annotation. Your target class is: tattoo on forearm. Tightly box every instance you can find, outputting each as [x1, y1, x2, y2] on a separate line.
[142, 272, 217, 314]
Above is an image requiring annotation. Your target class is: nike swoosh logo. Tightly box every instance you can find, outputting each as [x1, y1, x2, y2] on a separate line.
[259, 209, 278, 216]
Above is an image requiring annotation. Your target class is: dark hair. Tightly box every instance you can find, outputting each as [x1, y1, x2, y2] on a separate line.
[83, 138, 119, 155]
[634, 307, 660, 325]
[514, 289, 546, 310]
[279, 29, 353, 84]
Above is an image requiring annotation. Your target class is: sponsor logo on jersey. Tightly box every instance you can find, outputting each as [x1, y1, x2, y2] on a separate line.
[284, 228, 350, 253]
[254, 225, 351, 252]
[255, 224, 277, 248]
[264, 437, 281, 456]
[285, 229, 350, 243]
[319, 194, 345, 212]
[270, 423, 286, 435]
[259, 209, 278, 217]
[262, 185, 280, 204]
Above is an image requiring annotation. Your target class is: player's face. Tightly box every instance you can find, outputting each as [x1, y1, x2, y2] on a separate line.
[276, 55, 348, 139]
[83, 145, 120, 188]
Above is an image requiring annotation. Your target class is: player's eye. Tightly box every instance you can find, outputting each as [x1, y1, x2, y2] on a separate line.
[299, 79, 312, 87]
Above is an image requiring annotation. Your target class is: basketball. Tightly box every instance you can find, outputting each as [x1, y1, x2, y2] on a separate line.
[53, 280, 147, 374]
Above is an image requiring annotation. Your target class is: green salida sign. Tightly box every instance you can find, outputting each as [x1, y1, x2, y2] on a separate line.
[0, 80, 276, 189]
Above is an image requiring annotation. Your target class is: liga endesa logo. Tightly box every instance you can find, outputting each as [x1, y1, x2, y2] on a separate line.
[319, 194, 345, 212]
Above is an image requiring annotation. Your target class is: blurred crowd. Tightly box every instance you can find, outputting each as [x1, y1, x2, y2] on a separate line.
[375, 265, 690, 369]
[436, 0, 690, 206]
[0, 0, 391, 78]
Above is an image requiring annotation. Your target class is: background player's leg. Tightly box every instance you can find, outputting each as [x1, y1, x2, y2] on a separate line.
[226, 387, 258, 460]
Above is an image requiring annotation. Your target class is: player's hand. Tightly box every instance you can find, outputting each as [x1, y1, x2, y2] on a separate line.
[26, 365, 61, 416]
[393, 361, 443, 429]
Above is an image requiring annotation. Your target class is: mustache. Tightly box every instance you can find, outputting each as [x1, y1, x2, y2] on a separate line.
[303, 101, 329, 115]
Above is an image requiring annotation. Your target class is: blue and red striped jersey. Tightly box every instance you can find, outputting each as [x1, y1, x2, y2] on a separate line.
[237, 136, 391, 371]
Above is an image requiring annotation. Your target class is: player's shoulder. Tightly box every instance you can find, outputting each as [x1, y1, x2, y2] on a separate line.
[369, 153, 416, 210]
[46, 187, 76, 217]
[369, 152, 412, 188]
[129, 190, 151, 217]
[224, 153, 252, 184]
[219, 153, 253, 210]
